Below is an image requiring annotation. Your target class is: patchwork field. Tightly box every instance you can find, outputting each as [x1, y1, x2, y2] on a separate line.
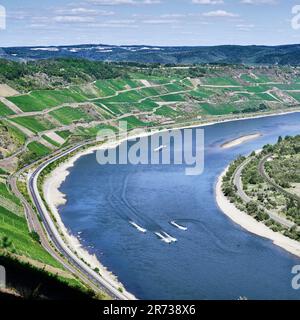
[2, 64, 300, 171]
[50, 106, 93, 125]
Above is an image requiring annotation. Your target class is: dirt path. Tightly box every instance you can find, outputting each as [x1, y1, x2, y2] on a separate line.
[0, 84, 19, 97]
[0, 97, 23, 114]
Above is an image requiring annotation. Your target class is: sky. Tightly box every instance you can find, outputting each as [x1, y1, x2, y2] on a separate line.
[0, 0, 300, 47]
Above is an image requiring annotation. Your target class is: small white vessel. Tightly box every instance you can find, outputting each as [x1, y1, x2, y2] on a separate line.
[154, 145, 167, 152]
[129, 221, 147, 233]
[162, 231, 177, 243]
[170, 221, 187, 231]
[155, 232, 172, 244]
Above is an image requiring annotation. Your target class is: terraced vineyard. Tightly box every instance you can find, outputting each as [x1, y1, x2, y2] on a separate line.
[1, 64, 300, 170]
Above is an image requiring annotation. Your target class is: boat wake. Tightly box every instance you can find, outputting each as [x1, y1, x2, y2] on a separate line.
[129, 221, 147, 233]
[170, 221, 187, 231]
[155, 231, 177, 244]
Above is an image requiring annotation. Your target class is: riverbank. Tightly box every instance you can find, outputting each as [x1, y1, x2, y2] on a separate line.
[216, 166, 300, 258]
[221, 133, 262, 149]
[170, 107, 300, 132]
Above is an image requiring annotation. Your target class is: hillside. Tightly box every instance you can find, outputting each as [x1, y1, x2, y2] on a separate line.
[3, 44, 300, 65]
[1, 60, 300, 172]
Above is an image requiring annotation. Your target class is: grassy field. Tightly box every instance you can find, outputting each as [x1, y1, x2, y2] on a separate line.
[189, 88, 214, 99]
[11, 116, 56, 133]
[240, 74, 271, 84]
[155, 106, 180, 118]
[75, 124, 118, 137]
[56, 130, 72, 140]
[0, 102, 15, 116]
[0, 183, 21, 206]
[159, 94, 186, 102]
[50, 106, 93, 125]
[121, 116, 151, 129]
[4, 121, 26, 144]
[164, 83, 188, 92]
[101, 90, 144, 103]
[204, 77, 240, 86]
[8, 89, 86, 112]
[246, 85, 271, 93]
[42, 135, 61, 147]
[0, 205, 62, 268]
[201, 103, 236, 115]
[94, 81, 117, 97]
[106, 79, 141, 91]
[30, 89, 86, 107]
[27, 141, 51, 157]
[8, 95, 46, 112]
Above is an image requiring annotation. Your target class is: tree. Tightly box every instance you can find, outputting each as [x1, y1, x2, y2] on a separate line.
[30, 231, 40, 243]
[0, 236, 12, 249]
[246, 201, 258, 215]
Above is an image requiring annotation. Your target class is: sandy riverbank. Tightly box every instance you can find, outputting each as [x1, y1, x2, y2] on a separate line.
[221, 133, 262, 149]
[171, 108, 300, 132]
[216, 166, 300, 258]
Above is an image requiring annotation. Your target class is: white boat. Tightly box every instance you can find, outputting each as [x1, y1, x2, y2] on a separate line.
[155, 232, 172, 244]
[170, 221, 187, 231]
[162, 231, 177, 243]
[154, 145, 167, 152]
[129, 221, 147, 233]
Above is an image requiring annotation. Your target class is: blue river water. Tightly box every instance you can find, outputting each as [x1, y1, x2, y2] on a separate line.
[59, 113, 300, 300]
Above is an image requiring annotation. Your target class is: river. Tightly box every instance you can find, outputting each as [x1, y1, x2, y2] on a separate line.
[58, 112, 300, 299]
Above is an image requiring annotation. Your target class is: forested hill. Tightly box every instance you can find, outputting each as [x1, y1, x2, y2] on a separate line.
[2, 44, 300, 65]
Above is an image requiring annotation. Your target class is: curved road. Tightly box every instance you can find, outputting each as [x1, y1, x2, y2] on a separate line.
[233, 156, 295, 229]
[28, 143, 135, 300]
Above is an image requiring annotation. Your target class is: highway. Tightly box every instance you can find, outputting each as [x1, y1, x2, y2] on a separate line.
[233, 156, 295, 229]
[28, 143, 135, 300]
[9, 141, 135, 300]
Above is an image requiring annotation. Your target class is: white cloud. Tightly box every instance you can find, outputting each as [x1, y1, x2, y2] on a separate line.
[143, 19, 178, 24]
[236, 23, 255, 31]
[160, 13, 186, 18]
[107, 19, 136, 23]
[56, 7, 115, 16]
[53, 16, 95, 22]
[87, 0, 160, 5]
[203, 10, 239, 17]
[192, 0, 224, 4]
[241, 0, 277, 4]
[86, 22, 138, 27]
[236, 23, 255, 28]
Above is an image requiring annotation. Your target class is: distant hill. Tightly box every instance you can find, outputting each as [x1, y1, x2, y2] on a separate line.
[2, 44, 300, 65]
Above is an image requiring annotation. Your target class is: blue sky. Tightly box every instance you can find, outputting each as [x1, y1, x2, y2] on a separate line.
[0, 0, 300, 47]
